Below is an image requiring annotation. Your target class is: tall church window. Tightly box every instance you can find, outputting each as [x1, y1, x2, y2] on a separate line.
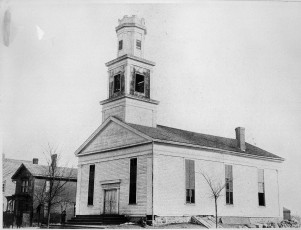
[113, 74, 121, 93]
[119, 40, 123, 50]
[258, 169, 265, 206]
[129, 158, 137, 204]
[136, 40, 141, 50]
[135, 74, 145, 93]
[185, 159, 195, 204]
[225, 165, 233, 205]
[87, 165, 95, 205]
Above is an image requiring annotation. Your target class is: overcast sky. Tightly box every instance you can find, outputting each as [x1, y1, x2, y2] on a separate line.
[1, 0, 301, 215]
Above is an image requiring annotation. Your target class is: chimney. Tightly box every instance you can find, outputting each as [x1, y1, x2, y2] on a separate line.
[32, 158, 39, 164]
[51, 154, 57, 168]
[235, 127, 246, 151]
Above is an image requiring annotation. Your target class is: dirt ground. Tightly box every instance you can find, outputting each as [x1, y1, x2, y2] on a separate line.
[108, 223, 206, 229]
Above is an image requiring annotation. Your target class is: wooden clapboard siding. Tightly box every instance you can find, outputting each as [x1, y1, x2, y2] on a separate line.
[153, 143, 282, 218]
[77, 144, 152, 216]
[82, 121, 147, 154]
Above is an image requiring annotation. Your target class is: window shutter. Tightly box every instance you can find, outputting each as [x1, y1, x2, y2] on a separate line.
[258, 169, 264, 183]
[130, 68, 135, 95]
[109, 71, 114, 97]
[145, 70, 150, 98]
[185, 160, 195, 189]
[120, 71, 125, 93]
[190, 160, 195, 189]
[185, 160, 190, 189]
[225, 165, 233, 179]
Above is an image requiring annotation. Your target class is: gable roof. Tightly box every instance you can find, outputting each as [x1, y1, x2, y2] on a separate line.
[75, 116, 152, 155]
[11, 163, 77, 180]
[75, 116, 284, 161]
[3, 158, 32, 179]
[127, 123, 284, 161]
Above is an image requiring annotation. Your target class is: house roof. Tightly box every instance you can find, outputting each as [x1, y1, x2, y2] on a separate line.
[11, 163, 77, 180]
[3, 158, 32, 179]
[127, 123, 284, 161]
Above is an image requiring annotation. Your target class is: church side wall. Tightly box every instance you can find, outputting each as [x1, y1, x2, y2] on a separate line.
[76, 144, 152, 216]
[153, 143, 282, 219]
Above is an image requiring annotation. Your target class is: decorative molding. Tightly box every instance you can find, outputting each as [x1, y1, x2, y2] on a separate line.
[105, 54, 155, 67]
[100, 94, 159, 105]
[100, 179, 121, 185]
[75, 116, 153, 156]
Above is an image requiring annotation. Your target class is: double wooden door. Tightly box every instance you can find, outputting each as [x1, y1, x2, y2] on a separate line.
[104, 189, 118, 214]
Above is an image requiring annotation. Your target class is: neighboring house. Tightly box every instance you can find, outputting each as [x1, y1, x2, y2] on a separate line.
[2, 154, 33, 211]
[11, 155, 77, 227]
[74, 15, 284, 225]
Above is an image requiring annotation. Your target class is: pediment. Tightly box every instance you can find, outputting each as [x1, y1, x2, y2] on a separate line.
[78, 118, 151, 155]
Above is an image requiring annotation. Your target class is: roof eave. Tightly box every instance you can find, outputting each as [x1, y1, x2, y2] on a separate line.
[153, 139, 285, 162]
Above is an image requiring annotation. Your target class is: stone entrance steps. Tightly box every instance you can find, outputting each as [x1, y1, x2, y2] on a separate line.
[192, 216, 223, 228]
[67, 214, 127, 225]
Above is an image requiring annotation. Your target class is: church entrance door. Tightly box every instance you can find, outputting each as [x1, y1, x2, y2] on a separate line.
[104, 189, 118, 214]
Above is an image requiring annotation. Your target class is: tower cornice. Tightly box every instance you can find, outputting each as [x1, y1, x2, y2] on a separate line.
[99, 94, 159, 106]
[105, 54, 155, 67]
[115, 23, 147, 34]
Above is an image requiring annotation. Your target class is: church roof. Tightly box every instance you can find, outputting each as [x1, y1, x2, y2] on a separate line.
[127, 123, 284, 161]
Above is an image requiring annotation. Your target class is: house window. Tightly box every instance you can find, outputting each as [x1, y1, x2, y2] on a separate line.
[118, 40, 123, 50]
[45, 181, 50, 192]
[3, 180, 6, 192]
[225, 165, 233, 205]
[87, 165, 95, 205]
[129, 158, 137, 204]
[21, 180, 29, 193]
[113, 74, 121, 93]
[185, 159, 195, 204]
[258, 169, 265, 206]
[135, 74, 145, 94]
[136, 40, 141, 50]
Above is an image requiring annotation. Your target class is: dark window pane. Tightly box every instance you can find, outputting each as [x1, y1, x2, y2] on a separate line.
[191, 189, 195, 203]
[136, 40, 141, 50]
[119, 40, 123, 50]
[129, 158, 137, 204]
[135, 74, 145, 93]
[226, 192, 229, 204]
[258, 193, 265, 206]
[186, 189, 190, 202]
[114, 74, 121, 93]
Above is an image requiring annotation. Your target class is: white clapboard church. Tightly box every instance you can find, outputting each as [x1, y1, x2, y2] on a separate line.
[73, 15, 284, 226]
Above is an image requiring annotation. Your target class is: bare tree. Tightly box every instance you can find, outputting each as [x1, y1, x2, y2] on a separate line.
[198, 171, 226, 228]
[33, 144, 75, 228]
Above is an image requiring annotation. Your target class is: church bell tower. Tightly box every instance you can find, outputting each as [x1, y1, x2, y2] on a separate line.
[100, 15, 159, 127]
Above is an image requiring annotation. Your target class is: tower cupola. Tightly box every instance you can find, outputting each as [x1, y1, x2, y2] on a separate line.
[100, 16, 159, 127]
[116, 15, 146, 58]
